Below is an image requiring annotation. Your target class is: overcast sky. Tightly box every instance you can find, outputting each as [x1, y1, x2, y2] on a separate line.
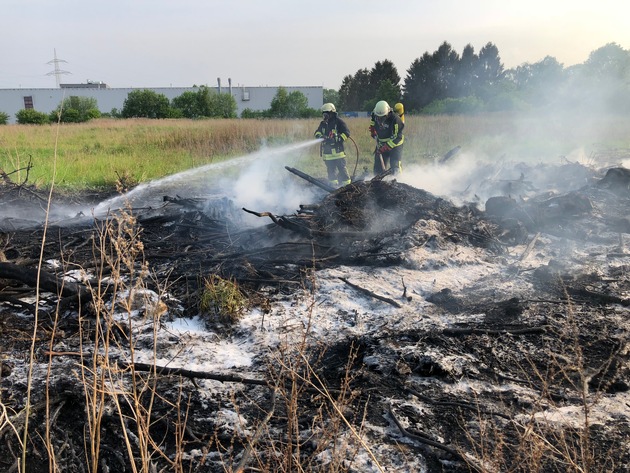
[2, 0, 628, 90]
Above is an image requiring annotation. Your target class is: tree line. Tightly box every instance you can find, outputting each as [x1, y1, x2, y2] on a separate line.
[334, 41, 630, 115]
[4, 40, 629, 124]
[5, 85, 321, 125]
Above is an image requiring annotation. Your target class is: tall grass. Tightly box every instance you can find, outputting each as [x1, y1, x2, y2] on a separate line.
[1, 113, 629, 191]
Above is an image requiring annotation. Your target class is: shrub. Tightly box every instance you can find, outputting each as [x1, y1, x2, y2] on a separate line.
[16, 109, 50, 124]
[422, 96, 485, 115]
[50, 96, 101, 123]
[121, 89, 172, 119]
[199, 275, 247, 325]
[0, 111, 9, 125]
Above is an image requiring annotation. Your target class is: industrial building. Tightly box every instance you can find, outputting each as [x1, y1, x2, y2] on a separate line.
[0, 79, 323, 123]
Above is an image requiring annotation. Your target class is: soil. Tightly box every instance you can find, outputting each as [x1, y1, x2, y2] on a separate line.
[1, 159, 630, 472]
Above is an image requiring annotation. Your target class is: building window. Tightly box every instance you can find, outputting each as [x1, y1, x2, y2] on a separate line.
[23, 96, 34, 109]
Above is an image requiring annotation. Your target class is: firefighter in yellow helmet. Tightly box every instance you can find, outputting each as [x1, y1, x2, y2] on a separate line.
[369, 100, 404, 175]
[314, 103, 351, 187]
[394, 102, 405, 123]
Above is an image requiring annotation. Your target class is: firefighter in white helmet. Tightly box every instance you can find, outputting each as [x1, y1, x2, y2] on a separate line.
[369, 100, 404, 175]
[314, 103, 351, 187]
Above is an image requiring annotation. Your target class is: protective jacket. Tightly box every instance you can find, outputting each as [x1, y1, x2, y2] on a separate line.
[369, 111, 404, 150]
[314, 113, 350, 160]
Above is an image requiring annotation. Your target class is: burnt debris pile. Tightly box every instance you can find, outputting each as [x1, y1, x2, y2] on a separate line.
[1, 162, 630, 315]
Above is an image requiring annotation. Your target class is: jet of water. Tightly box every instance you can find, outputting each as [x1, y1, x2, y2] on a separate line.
[93, 139, 321, 215]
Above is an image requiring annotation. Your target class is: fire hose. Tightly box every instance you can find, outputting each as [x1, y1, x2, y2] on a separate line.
[347, 136, 360, 181]
[319, 135, 361, 183]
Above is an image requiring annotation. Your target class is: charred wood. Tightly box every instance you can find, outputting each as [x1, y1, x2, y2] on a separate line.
[339, 277, 402, 308]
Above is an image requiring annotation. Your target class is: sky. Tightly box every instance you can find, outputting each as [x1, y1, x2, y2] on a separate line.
[2, 0, 629, 90]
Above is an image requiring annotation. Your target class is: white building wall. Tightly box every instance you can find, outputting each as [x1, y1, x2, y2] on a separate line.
[0, 86, 324, 123]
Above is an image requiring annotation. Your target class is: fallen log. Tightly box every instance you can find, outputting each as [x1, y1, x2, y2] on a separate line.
[285, 166, 336, 192]
[438, 145, 461, 165]
[0, 262, 82, 297]
[127, 362, 270, 386]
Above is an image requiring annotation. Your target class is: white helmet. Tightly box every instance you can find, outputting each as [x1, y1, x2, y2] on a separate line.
[373, 100, 391, 117]
[321, 103, 336, 113]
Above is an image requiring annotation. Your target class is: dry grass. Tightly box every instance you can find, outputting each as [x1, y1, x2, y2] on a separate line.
[2, 113, 630, 191]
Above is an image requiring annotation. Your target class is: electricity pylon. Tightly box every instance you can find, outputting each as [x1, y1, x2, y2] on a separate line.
[46, 49, 71, 87]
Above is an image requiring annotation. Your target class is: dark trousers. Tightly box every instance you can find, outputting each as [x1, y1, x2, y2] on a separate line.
[374, 145, 403, 175]
[325, 158, 350, 184]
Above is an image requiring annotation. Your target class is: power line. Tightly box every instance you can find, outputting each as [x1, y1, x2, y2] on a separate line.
[46, 48, 71, 87]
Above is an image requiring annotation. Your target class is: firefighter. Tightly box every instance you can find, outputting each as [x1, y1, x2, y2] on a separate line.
[369, 100, 404, 175]
[314, 103, 351, 187]
[394, 102, 405, 123]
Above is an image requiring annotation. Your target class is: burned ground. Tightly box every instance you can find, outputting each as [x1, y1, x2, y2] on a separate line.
[0, 158, 630, 472]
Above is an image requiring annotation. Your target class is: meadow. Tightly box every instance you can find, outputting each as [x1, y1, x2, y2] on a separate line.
[1, 112, 629, 191]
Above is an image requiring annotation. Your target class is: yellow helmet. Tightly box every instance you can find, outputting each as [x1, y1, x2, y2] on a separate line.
[394, 102, 404, 115]
[373, 100, 390, 117]
[321, 103, 336, 113]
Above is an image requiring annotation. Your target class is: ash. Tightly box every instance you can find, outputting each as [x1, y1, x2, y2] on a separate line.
[1, 156, 630, 472]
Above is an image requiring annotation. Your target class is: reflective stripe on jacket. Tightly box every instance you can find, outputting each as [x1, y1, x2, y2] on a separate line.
[369, 111, 404, 149]
[314, 113, 350, 159]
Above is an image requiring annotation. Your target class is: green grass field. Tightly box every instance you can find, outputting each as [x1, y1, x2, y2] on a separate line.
[1, 113, 629, 191]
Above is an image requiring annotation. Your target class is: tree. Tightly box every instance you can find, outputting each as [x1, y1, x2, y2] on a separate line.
[171, 90, 202, 118]
[403, 52, 437, 111]
[583, 42, 630, 80]
[474, 42, 504, 95]
[323, 89, 339, 107]
[121, 89, 172, 118]
[338, 61, 401, 112]
[370, 60, 401, 100]
[432, 42, 460, 99]
[338, 69, 371, 111]
[172, 87, 237, 118]
[565, 43, 630, 113]
[510, 56, 565, 107]
[363, 80, 401, 113]
[50, 96, 101, 123]
[267, 87, 317, 118]
[455, 44, 478, 97]
[207, 93, 238, 118]
[0, 112, 9, 125]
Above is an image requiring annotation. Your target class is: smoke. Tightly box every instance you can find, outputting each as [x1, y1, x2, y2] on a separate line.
[400, 151, 486, 203]
[90, 139, 323, 226]
[398, 145, 595, 210]
[222, 139, 324, 226]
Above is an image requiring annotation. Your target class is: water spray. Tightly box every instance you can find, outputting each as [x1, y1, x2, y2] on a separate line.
[93, 139, 320, 216]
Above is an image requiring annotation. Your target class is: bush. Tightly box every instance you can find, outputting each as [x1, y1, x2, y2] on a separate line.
[240, 108, 265, 119]
[50, 96, 101, 123]
[16, 109, 50, 124]
[121, 89, 172, 119]
[0, 111, 9, 125]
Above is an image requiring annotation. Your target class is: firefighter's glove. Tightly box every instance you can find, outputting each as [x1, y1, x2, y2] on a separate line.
[378, 144, 392, 154]
[369, 126, 377, 138]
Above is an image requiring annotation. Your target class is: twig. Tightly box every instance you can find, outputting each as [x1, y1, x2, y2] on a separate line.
[127, 362, 270, 386]
[339, 277, 402, 308]
[520, 232, 540, 261]
[388, 404, 483, 472]
[442, 325, 549, 336]
[233, 388, 277, 473]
